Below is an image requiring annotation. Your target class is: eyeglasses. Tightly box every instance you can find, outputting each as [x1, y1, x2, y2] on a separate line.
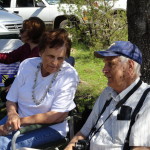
[20, 28, 29, 34]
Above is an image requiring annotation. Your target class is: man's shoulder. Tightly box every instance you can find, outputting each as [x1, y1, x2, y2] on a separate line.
[96, 86, 114, 102]
[136, 81, 150, 96]
[102, 86, 114, 95]
[138, 81, 150, 104]
[141, 81, 150, 88]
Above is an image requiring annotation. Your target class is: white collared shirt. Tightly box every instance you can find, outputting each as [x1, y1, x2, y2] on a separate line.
[80, 78, 150, 150]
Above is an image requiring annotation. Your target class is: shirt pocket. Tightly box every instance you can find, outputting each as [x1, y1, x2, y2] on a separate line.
[113, 119, 130, 144]
[117, 105, 132, 120]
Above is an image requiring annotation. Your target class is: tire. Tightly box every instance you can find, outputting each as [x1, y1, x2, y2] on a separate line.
[59, 19, 74, 29]
[59, 19, 75, 40]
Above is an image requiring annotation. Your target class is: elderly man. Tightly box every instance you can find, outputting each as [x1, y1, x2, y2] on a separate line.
[65, 41, 150, 150]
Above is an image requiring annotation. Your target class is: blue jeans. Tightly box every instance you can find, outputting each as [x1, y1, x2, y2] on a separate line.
[0, 116, 64, 150]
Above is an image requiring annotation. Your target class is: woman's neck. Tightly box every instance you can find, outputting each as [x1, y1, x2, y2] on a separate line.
[28, 42, 38, 50]
[41, 65, 50, 77]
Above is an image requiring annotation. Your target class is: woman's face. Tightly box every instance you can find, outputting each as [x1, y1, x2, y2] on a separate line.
[20, 28, 29, 43]
[40, 45, 66, 76]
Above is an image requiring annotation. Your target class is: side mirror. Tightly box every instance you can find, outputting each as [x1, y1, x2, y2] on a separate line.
[36, 2, 45, 7]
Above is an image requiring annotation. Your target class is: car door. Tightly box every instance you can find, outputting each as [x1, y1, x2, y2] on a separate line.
[12, 0, 48, 21]
[1, 0, 46, 23]
[2, 0, 62, 26]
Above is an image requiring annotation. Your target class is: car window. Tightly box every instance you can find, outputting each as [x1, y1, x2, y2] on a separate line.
[0, 0, 11, 7]
[45, 0, 60, 4]
[16, 0, 34, 7]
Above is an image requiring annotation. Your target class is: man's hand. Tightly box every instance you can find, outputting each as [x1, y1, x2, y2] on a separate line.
[64, 131, 86, 150]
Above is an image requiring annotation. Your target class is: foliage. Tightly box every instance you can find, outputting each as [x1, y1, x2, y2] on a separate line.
[60, 0, 128, 50]
[0, 44, 107, 115]
[58, 0, 128, 111]
[71, 43, 107, 112]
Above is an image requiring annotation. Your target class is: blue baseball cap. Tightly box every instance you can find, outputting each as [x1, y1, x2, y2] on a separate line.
[94, 41, 142, 65]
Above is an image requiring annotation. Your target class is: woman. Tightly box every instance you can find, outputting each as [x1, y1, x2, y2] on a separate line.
[0, 16, 45, 64]
[0, 29, 79, 149]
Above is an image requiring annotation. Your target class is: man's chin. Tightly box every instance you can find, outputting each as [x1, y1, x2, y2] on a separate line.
[108, 82, 113, 88]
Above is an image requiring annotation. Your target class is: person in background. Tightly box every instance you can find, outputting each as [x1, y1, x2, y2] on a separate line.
[0, 77, 15, 103]
[0, 28, 79, 149]
[0, 16, 45, 64]
[0, 16, 75, 67]
[65, 41, 150, 150]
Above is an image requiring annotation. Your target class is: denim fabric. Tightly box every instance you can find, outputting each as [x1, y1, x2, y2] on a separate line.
[0, 116, 64, 150]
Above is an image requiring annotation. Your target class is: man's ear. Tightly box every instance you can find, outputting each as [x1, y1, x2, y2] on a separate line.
[128, 59, 134, 69]
[128, 59, 135, 76]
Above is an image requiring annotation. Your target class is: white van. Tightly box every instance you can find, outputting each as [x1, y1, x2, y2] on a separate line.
[0, 0, 80, 29]
[0, 6, 23, 38]
[0, 0, 126, 31]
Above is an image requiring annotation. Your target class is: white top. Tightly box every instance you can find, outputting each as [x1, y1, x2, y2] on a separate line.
[130, 102, 150, 147]
[80, 78, 150, 150]
[7, 57, 79, 137]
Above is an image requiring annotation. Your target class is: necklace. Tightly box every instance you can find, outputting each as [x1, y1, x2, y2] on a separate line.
[32, 63, 58, 105]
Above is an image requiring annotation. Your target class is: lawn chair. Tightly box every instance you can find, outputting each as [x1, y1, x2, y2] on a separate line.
[0, 39, 23, 118]
[0, 39, 23, 87]
[11, 111, 76, 150]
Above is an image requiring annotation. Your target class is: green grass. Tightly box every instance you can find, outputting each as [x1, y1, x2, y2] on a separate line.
[71, 43, 107, 111]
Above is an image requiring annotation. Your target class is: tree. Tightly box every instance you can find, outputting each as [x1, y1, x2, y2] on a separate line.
[127, 0, 150, 83]
[60, 0, 128, 49]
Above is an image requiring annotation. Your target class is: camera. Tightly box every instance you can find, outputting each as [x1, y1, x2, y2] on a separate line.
[73, 139, 90, 150]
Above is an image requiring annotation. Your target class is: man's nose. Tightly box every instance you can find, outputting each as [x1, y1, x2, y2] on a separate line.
[102, 65, 109, 73]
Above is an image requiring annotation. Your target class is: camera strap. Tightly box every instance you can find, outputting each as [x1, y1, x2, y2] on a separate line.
[123, 87, 150, 150]
[87, 79, 142, 142]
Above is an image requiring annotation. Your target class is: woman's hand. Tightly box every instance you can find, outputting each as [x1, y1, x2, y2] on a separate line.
[6, 113, 21, 132]
[0, 125, 10, 136]
[6, 101, 20, 132]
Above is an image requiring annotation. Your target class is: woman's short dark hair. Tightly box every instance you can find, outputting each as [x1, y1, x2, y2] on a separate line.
[23, 17, 45, 43]
[39, 29, 71, 58]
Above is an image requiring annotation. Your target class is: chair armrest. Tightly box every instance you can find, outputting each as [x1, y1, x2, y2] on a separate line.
[12, 124, 47, 150]
[11, 115, 74, 150]
[19, 124, 47, 134]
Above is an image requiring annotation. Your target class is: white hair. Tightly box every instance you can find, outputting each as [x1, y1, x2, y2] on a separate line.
[119, 56, 141, 76]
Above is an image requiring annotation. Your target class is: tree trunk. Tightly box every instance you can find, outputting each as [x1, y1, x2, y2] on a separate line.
[127, 0, 150, 83]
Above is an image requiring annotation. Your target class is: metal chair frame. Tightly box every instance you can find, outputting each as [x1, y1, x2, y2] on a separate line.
[11, 115, 75, 150]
